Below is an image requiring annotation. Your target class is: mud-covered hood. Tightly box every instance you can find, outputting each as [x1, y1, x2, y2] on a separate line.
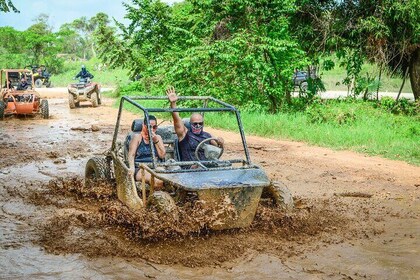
[157, 168, 270, 191]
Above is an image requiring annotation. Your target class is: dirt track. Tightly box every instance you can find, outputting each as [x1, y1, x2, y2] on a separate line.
[0, 89, 419, 279]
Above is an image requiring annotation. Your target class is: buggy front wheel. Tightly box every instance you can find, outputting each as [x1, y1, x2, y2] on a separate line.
[91, 92, 98, 107]
[85, 157, 111, 188]
[40, 99, 49, 119]
[68, 93, 76, 109]
[35, 79, 43, 88]
[0, 101, 5, 119]
[262, 181, 294, 211]
[147, 191, 178, 218]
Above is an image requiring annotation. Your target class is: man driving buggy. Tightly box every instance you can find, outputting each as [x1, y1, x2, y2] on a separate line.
[17, 77, 29, 90]
[74, 65, 94, 80]
[166, 86, 224, 163]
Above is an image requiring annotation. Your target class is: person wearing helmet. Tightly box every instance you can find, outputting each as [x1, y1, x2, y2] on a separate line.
[74, 65, 94, 81]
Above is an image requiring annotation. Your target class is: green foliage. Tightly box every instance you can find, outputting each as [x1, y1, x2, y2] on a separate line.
[305, 99, 356, 125]
[95, 0, 306, 112]
[377, 97, 419, 116]
[0, 15, 66, 73]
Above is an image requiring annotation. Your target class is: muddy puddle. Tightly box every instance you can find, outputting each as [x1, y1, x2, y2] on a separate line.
[1, 92, 419, 279]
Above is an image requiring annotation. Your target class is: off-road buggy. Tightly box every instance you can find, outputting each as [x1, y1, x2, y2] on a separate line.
[26, 65, 52, 88]
[85, 96, 293, 230]
[67, 77, 101, 109]
[0, 69, 49, 119]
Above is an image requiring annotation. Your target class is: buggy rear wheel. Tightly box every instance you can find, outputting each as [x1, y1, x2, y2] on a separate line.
[68, 93, 76, 109]
[40, 99, 49, 119]
[85, 157, 111, 188]
[262, 181, 294, 211]
[35, 79, 43, 88]
[0, 101, 4, 120]
[91, 92, 98, 107]
[45, 81, 52, 88]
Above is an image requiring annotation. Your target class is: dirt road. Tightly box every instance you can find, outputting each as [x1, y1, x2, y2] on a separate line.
[0, 89, 419, 279]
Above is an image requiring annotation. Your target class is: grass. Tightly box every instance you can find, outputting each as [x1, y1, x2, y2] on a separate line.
[204, 100, 420, 165]
[320, 59, 413, 93]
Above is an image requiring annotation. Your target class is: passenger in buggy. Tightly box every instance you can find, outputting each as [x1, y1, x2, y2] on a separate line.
[127, 115, 166, 188]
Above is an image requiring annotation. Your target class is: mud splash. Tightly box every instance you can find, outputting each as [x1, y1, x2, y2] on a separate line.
[22, 176, 384, 267]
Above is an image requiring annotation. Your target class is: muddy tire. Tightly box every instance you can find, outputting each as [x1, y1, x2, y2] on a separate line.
[68, 93, 76, 109]
[91, 92, 98, 107]
[40, 100, 49, 119]
[148, 191, 178, 215]
[35, 79, 43, 88]
[85, 157, 111, 188]
[263, 181, 294, 210]
[97, 91, 102, 105]
[0, 101, 4, 120]
[75, 101, 80, 108]
[45, 81, 52, 88]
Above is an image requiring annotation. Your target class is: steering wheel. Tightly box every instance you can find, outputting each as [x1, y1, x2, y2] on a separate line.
[194, 137, 224, 161]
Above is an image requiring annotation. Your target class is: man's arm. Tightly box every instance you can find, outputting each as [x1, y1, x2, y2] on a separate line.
[166, 87, 187, 141]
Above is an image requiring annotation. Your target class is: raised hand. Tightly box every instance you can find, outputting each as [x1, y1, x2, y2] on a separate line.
[166, 86, 178, 103]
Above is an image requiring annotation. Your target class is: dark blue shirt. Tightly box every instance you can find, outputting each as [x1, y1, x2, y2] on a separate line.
[179, 130, 212, 161]
[135, 137, 158, 162]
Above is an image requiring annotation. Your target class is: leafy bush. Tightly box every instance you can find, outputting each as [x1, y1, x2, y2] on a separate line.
[378, 97, 419, 115]
[305, 100, 356, 125]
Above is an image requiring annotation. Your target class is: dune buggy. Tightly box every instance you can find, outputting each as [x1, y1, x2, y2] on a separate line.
[67, 77, 101, 109]
[85, 96, 293, 230]
[0, 69, 49, 119]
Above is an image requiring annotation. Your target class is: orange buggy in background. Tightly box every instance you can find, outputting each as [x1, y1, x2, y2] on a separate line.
[0, 69, 49, 119]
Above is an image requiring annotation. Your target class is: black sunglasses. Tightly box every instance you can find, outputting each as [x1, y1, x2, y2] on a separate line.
[192, 122, 203, 126]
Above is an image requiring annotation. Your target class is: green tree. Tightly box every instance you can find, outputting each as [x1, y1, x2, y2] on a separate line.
[96, 0, 304, 112]
[335, 0, 420, 100]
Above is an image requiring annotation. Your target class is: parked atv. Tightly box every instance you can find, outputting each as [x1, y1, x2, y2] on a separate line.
[0, 69, 49, 119]
[67, 77, 101, 109]
[85, 96, 293, 230]
[26, 65, 52, 88]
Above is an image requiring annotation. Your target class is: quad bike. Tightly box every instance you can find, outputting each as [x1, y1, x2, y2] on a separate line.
[67, 77, 101, 109]
[85, 96, 293, 230]
[0, 69, 49, 119]
[26, 65, 52, 88]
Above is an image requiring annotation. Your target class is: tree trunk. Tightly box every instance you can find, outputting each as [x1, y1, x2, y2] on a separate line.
[376, 64, 382, 100]
[409, 48, 420, 101]
[396, 67, 409, 101]
[91, 42, 96, 58]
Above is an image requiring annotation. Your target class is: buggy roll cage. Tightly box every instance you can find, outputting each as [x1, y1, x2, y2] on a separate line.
[111, 95, 252, 170]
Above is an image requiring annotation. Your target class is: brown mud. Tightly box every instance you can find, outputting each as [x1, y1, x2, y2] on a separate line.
[0, 89, 419, 279]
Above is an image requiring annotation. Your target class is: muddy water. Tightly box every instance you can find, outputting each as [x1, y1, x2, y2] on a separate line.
[1, 93, 419, 279]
